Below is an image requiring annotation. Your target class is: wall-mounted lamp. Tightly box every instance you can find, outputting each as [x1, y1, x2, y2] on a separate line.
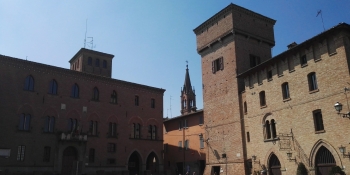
[334, 88, 350, 119]
[252, 155, 260, 164]
[287, 152, 296, 162]
[339, 145, 350, 158]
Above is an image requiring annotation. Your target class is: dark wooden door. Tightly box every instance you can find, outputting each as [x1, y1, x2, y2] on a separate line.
[61, 147, 77, 175]
[269, 154, 281, 175]
[315, 146, 336, 175]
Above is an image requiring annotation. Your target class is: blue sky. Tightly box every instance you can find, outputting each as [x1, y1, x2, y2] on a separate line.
[1, 1, 349, 117]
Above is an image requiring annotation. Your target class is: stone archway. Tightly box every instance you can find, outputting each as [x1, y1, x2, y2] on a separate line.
[315, 146, 336, 175]
[128, 151, 142, 175]
[61, 146, 78, 175]
[268, 154, 281, 175]
[146, 152, 158, 175]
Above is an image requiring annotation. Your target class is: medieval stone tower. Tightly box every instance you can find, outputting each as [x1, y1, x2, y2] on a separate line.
[193, 4, 276, 175]
[181, 64, 197, 115]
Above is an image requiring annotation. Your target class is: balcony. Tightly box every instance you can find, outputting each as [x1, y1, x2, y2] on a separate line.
[59, 132, 87, 142]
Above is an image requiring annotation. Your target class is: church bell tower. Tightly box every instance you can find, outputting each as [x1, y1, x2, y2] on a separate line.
[180, 63, 197, 115]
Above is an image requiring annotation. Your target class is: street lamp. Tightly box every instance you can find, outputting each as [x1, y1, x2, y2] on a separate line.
[339, 145, 350, 158]
[334, 102, 350, 119]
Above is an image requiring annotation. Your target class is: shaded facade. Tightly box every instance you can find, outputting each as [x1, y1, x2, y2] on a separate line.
[0, 48, 165, 175]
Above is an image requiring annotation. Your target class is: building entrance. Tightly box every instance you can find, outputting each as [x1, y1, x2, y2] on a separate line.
[268, 154, 281, 175]
[61, 146, 78, 175]
[128, 151, 141, 175]
[315, 146, 336, 175]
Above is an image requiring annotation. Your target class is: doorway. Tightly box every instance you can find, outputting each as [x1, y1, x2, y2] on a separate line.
[61, 146, 78, 175]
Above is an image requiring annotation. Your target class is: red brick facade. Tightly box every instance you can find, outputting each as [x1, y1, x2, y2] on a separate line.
[0, 49, 165, 175]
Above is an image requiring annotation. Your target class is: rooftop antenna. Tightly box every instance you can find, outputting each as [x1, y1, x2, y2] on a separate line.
[170, 96, 173, 118]
[84, 19, 96, 50]
[84, 19, 87, 48]
[316, 10, 325, 31]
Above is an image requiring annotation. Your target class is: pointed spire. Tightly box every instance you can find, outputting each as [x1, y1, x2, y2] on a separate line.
[183, 61, 192, 94]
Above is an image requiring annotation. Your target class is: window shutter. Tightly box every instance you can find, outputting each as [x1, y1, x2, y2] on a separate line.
[212, 61, 215, 73]
[220, 57, 224, 70]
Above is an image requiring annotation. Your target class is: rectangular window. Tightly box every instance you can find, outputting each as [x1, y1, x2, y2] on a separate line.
[178, 141, 182, 150]
[89, 148, 95, 163]
[327, 37, 336, 54]
[95, 59, 100, 67]
[89, 121, 98, 136]
[184, 140, 189, 150]
[179, 121, 183, 130]
[249, 75, 253, 88]
[184, 119, 188, 128]
[151, 98, 155, 108]
[109, 122, 117, 137]
[107, 143, 116, 152]
[135, 96, 139, 106]
[103, 60, 107, 68]
[277, 61, 283, 76]
[164, 143, 168, 153]
[200, 137, 204, 149]
[313, 110, 324, 131]
[308, 72, 318, 91]
[43, 146, 51, 162]
[212, 57, 224, 73]
[17, 145, 25, 161]
[247, 132, 250, 142]
[259, 91, 266, 107]
[300, 55, 307, 66]
[288, 57, 294, 72]
[267, 70, 273, 80]
[257, 71, 262, 85]
[250, 55, 260, 68]
[282, 83, 290, 99]
[199, 116, 204, 125]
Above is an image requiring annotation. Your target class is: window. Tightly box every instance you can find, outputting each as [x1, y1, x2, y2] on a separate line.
[212, 57, 224, 73]
[24, 75, 34, 91]
[164, 143, 168, 153]
[71, 84, 79, 98]
[103, 60, 107, 68]
[184, 140, 189, 150]
[281, 82, 290, 100]
[300, 55, 307, 65]
[48, 79, 58, 95]
[135, 95, 139, 106]
[313, 110, 324, 131]
[131, 123, 141, 139]
[250, 55, 261, 68]
[179, 121, 183, 130]
[89, 121, 98, 136]
[43, 146, 51, 162]
[109, 122, 117, 137]
[308, 72, 318, 91]
[92, 87, 99, 101]
[267, 70, 273, 80]
[199, 136, 205, 149]
[259, 91, 266, 107]
[178, 141, 182, 150]
[244, 102, 248, 114]
[151, 98, 155, 108]
[287, 57, 294, 72]
[199, 116, 204, 125]
[184, 119, 188, 128]
[18, 114, 31, 131]
[95, 58, 100, 67]
[68, 118, 78, 132]
[110, 91, 117, 104]
[88, 57, 92, 65]
[264, 119, 277, 140]
[107, 143, 116, 152]
[44, 116, 55, 133]
[17, 145, 25, 161]
[148, 125, 157, 140]
[247, 132, 250, 142]
[89, 148, 95, 163]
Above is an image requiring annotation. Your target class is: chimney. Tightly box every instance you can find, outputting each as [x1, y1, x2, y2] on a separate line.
[287, 42, 298, 49]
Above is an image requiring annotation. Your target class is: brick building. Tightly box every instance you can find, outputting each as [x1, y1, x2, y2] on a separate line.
[193, 3, 350, 175]
[163, 65, 205, 175]
[0, 48, 165, 175]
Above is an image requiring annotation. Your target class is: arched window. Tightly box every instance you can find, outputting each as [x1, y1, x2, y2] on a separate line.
[308, 72, 318, 91]
[132, 123, 141, 139]
[44, 116, 55, 133]
[71, 84, 79, 98]
[271, 119, 277, 138]
[265, 119, 277, 140]
[19, 113, 31, 131]
[24, 75, 34, 91]
[109, 122, 117, 137]
[68, 118, 78, 132]
[148, 125, 157, 140]
[281, 82, 290, 99]
[48, 79, 58, 95]
[89, 121, 98, 136]
[110, 91, 117, 103]
[92, 87, 99, 101]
